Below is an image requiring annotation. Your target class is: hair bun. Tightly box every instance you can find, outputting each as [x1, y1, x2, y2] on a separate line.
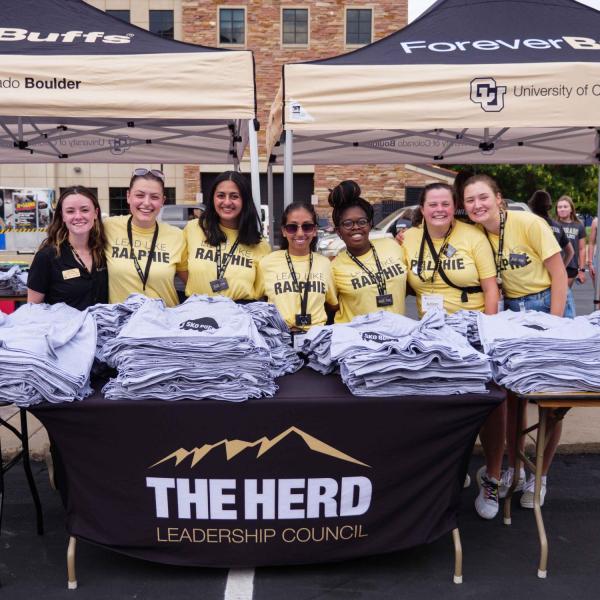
[328, 180, 362, 209]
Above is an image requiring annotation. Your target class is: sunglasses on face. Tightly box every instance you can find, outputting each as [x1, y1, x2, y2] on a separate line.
[283, 223, 317, 234]
[132, 168, 165, 181]
[340, 218, 370, 230]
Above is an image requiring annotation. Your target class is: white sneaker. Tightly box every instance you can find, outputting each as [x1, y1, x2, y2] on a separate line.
[475, 468, 500, 520]
[520, 476, 546, 509]
[498, 467, 526, 499]
[463, 473, 471, 488]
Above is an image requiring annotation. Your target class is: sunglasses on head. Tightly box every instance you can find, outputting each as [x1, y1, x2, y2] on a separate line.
[283, 223, 317, 234]
[132, 168, 165, 181]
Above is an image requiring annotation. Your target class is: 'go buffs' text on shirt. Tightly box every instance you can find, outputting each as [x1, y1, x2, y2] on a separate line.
[256, 250, 338, 329]
[403, 220, 496, 316]
[184, 221, 271, 300]
[482, 211, 561, 299]
[104, 215, 187, 307]
[332, 238, 406, 323]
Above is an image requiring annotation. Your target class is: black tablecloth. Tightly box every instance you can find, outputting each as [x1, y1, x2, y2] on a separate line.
[32, 369, 505, 567]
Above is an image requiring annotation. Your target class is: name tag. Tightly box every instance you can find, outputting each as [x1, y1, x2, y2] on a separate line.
[509, 253, 528, 267]
[62, 268, 80, 280]
[422, 294, 444, 312]
[210, 278, 229, 292]
[295, 314, 312, 327]
[376, 294, 394, 307]
[445, 244, 457, 258]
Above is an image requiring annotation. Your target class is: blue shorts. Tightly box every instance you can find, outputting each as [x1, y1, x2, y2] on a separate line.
[504, 287, 575, 318]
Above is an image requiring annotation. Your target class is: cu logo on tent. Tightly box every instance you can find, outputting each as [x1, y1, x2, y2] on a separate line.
[110, 135, 131, 155]
[470, 77, 507, 112]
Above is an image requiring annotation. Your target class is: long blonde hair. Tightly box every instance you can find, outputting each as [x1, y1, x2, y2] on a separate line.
[555, 195, 581, 225]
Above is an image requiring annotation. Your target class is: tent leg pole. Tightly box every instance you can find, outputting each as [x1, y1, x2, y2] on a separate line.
[267, 162, 275, 247]
[284, 130, 294, 208]
[248, 119, 262, 216]
[595, 166, 600, 309]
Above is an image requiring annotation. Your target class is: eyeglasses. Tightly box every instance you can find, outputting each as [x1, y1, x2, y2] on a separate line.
[283, 223, 317, 234]
[340, 218, 370, 230]
[132, 168, 165, 181]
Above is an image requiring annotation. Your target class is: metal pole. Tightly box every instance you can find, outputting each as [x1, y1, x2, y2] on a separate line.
[248, 119, 262, 216]
[283, 130, 294, 207]
[594, 166, 600, 309]
[267, 162, 274, 247]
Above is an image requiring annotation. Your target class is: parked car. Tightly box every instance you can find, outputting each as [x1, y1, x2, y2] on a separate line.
[158, 204, 205, 229]
[317, 207, 415, 257]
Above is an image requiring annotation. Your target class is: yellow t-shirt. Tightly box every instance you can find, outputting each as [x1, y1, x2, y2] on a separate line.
[184, 221, 271, 300]
[403, 220, 496, 316]
[104, 215, 187, 307]
[483, 211, 561, 299]
[256, 250, 338, 330]
[332, 238, 406, 323]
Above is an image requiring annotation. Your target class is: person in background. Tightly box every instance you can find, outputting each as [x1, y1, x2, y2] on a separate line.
[528, 190, 575, 317]
[402, 182, 503, 521]
[27, 186, 108, 310]
[588, 216, 597, 290]
[103, 168, 187, 307]
[329, 180, 407, 323]
[256, 202, 337, 335]
[463, 175, 569, 511]
[555, 195, 587, 287]
[184, 171, 270, 303]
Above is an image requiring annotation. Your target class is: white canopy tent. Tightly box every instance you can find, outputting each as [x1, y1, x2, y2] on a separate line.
[266, 0, 600, 304]
[0, 0, 261, 209]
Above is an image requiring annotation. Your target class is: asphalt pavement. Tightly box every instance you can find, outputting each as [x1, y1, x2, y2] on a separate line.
[2, 454, 600, 599]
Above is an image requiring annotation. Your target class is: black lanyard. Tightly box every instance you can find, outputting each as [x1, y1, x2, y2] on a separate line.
[215, 237, 241, 280]
[68, 243, 91, 275]
[285, 251, 313, 317]
[416, 224, 452, 284]
[484, 210, 506, 285]
[127, 216, 159, 291]
[346, 244, 388, 296]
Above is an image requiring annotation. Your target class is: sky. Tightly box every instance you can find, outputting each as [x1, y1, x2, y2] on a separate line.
[409, 0, 600, 22]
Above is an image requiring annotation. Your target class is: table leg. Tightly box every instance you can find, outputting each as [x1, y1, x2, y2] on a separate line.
[20, 409, 44, 535]
[504, 395, 524, 526]
[67, 536, 78, 590]
[535, 407, 549, 579]
[452, 528, 463, 584]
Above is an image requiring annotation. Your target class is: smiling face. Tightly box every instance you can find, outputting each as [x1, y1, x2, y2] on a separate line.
[556, 199, 573, 221]
[213, 180, 243, 229]
[420, 187, 455, 233]
[282, 207, 317, 256]
[462, 180, 503, 227]
[61, 193, 98, 238]
[336, 206, 372, 255]
[127, 178, 165, 228]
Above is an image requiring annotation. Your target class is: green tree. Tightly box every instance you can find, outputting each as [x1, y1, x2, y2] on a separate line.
[449, 164, 599, 216]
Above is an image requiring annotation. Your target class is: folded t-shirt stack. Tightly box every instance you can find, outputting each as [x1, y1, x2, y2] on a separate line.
[0, 303, 95, 406]
[477, 310, 600, 393]
[445, 310, 482, 347]
[102, 295, 279, 402]
[0, 264, 28, 296]
[241, 301, 303, 377]
[301, 310, 492, 396]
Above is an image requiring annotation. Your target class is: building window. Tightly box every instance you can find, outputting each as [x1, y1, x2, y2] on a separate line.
[346, 8, 372, 46]
[106, 10, 130, 23]
[164, 188, 176, 205]
[219, 8, 245, 45]
[109, 188, 129, 216]
[282, 8, 308, 45]
[149, 10, 174, 40]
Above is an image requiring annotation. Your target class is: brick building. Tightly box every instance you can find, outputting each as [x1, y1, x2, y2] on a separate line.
[0, 0, 453, 221]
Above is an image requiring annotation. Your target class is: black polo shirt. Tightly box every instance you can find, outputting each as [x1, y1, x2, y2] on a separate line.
[27, 243, 108, 310]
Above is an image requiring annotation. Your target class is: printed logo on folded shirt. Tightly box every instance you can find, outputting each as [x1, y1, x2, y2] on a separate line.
[522, 324, 548, 331]
[150, 426, 370, 468]
[361, 332, 399, 344]
[179, 317, 220, 332]
[470, 77, 507, 112]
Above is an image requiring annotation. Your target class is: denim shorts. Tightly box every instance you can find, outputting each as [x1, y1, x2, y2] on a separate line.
[504, 287, 575, 318]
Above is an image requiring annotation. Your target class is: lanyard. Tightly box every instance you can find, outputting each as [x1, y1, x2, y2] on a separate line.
[484, 210, 506, 285]
[416, 224, 452, 284]
[127, 216, 159, 291]
[214, 237, 241, 280]
[68, 243, 91, 274]
[285, 251, 313, 317]
[346, 244, 388, 296]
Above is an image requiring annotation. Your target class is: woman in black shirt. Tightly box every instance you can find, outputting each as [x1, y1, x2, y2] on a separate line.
[27, 186, 108, 310]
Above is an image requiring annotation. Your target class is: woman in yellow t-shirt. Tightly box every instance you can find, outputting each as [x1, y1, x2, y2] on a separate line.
[403, 183, 499, 317]
[329, 180, 407, 323]
[184, 171, 270, 302]
[256, 202, 337, 332]
[104, 168, 188, 307]
[462, 174, 569, 514]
